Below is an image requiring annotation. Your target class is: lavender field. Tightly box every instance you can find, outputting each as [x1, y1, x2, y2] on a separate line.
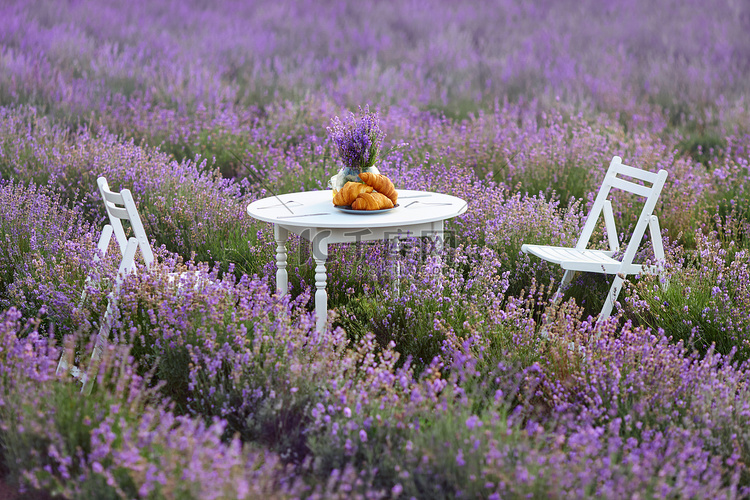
[1, 0, 750, 498]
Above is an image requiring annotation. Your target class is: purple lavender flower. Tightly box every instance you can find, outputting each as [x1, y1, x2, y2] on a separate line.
[327, 105, 385, 172]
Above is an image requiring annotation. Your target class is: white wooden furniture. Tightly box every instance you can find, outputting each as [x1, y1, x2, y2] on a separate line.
[247, 189, 468, 332]
[57, 177, 156, 395]
[521, 156, 668, 322]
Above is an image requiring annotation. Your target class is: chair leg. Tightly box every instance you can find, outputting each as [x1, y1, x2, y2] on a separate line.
[649, 215, 669, 290]
[80, 299, 116, 396]
[599, 274, 625, 322]
[538, 269, 577, 339]
[56, 344, 88, 385]
[58, 296, 116, 396]
[390, 235, 401, 297]
[552, 270, 576, 304]
[56, 352, 71, 377]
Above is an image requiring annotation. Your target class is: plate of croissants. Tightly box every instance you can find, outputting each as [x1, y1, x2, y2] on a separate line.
[332, 172, 399, 213]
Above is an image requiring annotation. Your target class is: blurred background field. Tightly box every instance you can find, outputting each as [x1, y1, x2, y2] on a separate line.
[1, 1, 750, 498]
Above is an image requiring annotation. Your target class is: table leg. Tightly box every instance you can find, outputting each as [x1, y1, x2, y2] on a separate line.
[274, 224, 289, 296]
[430, 220, 444, 268]
[313, 236, 329, 332]
[390, 233, 402, 297]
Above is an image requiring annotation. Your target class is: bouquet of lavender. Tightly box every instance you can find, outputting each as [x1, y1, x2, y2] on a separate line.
[327, 106, 384, 191]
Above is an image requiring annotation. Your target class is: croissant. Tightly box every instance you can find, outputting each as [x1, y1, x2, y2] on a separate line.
[332, 181, 374, 206]
[358, 172, 398, 204]
[351, 192, 395, 211]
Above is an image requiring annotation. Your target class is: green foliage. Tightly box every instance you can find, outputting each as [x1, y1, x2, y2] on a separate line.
[338, 274, 480, 374]
[191, 360, 318, 462]
[713, 185, 750, 253]
[159, 128, 260, 179]
[2, 381, 132, 500]
[423, 97, 485, 122]
[0, 107, 70, 186]
[627, 232, 750, 362]
[1, 325, 152, 499]
[341, 294, 452, 372]
[677, 132, 725, 166]
[560, 271, 618, 320]
[0, 182, 99, 337]
[522, 159, 595, 208]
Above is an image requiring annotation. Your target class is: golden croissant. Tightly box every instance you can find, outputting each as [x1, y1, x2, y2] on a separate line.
[332, 181, 374, 206]
[351, 192, 395, 211]
[359, 172, 398, 204]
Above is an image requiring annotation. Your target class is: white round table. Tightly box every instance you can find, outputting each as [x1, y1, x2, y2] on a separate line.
[247, 189, 468, 331]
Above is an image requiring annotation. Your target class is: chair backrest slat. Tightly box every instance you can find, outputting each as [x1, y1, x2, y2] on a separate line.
[100, 188, 125, 205]
[105, 205, 130, 220]
[608, 176, 653, 198]
[614, 162, 662, 184]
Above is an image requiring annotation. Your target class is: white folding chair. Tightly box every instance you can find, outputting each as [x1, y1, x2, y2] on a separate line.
[57, 177, 156, 394]
[521, 156, 668, 323]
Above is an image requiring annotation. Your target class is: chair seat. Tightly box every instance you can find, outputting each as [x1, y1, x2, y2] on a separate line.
[521, 244, 643, 275]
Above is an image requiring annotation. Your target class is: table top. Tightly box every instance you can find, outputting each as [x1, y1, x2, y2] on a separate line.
[247, 189, 468, 229]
